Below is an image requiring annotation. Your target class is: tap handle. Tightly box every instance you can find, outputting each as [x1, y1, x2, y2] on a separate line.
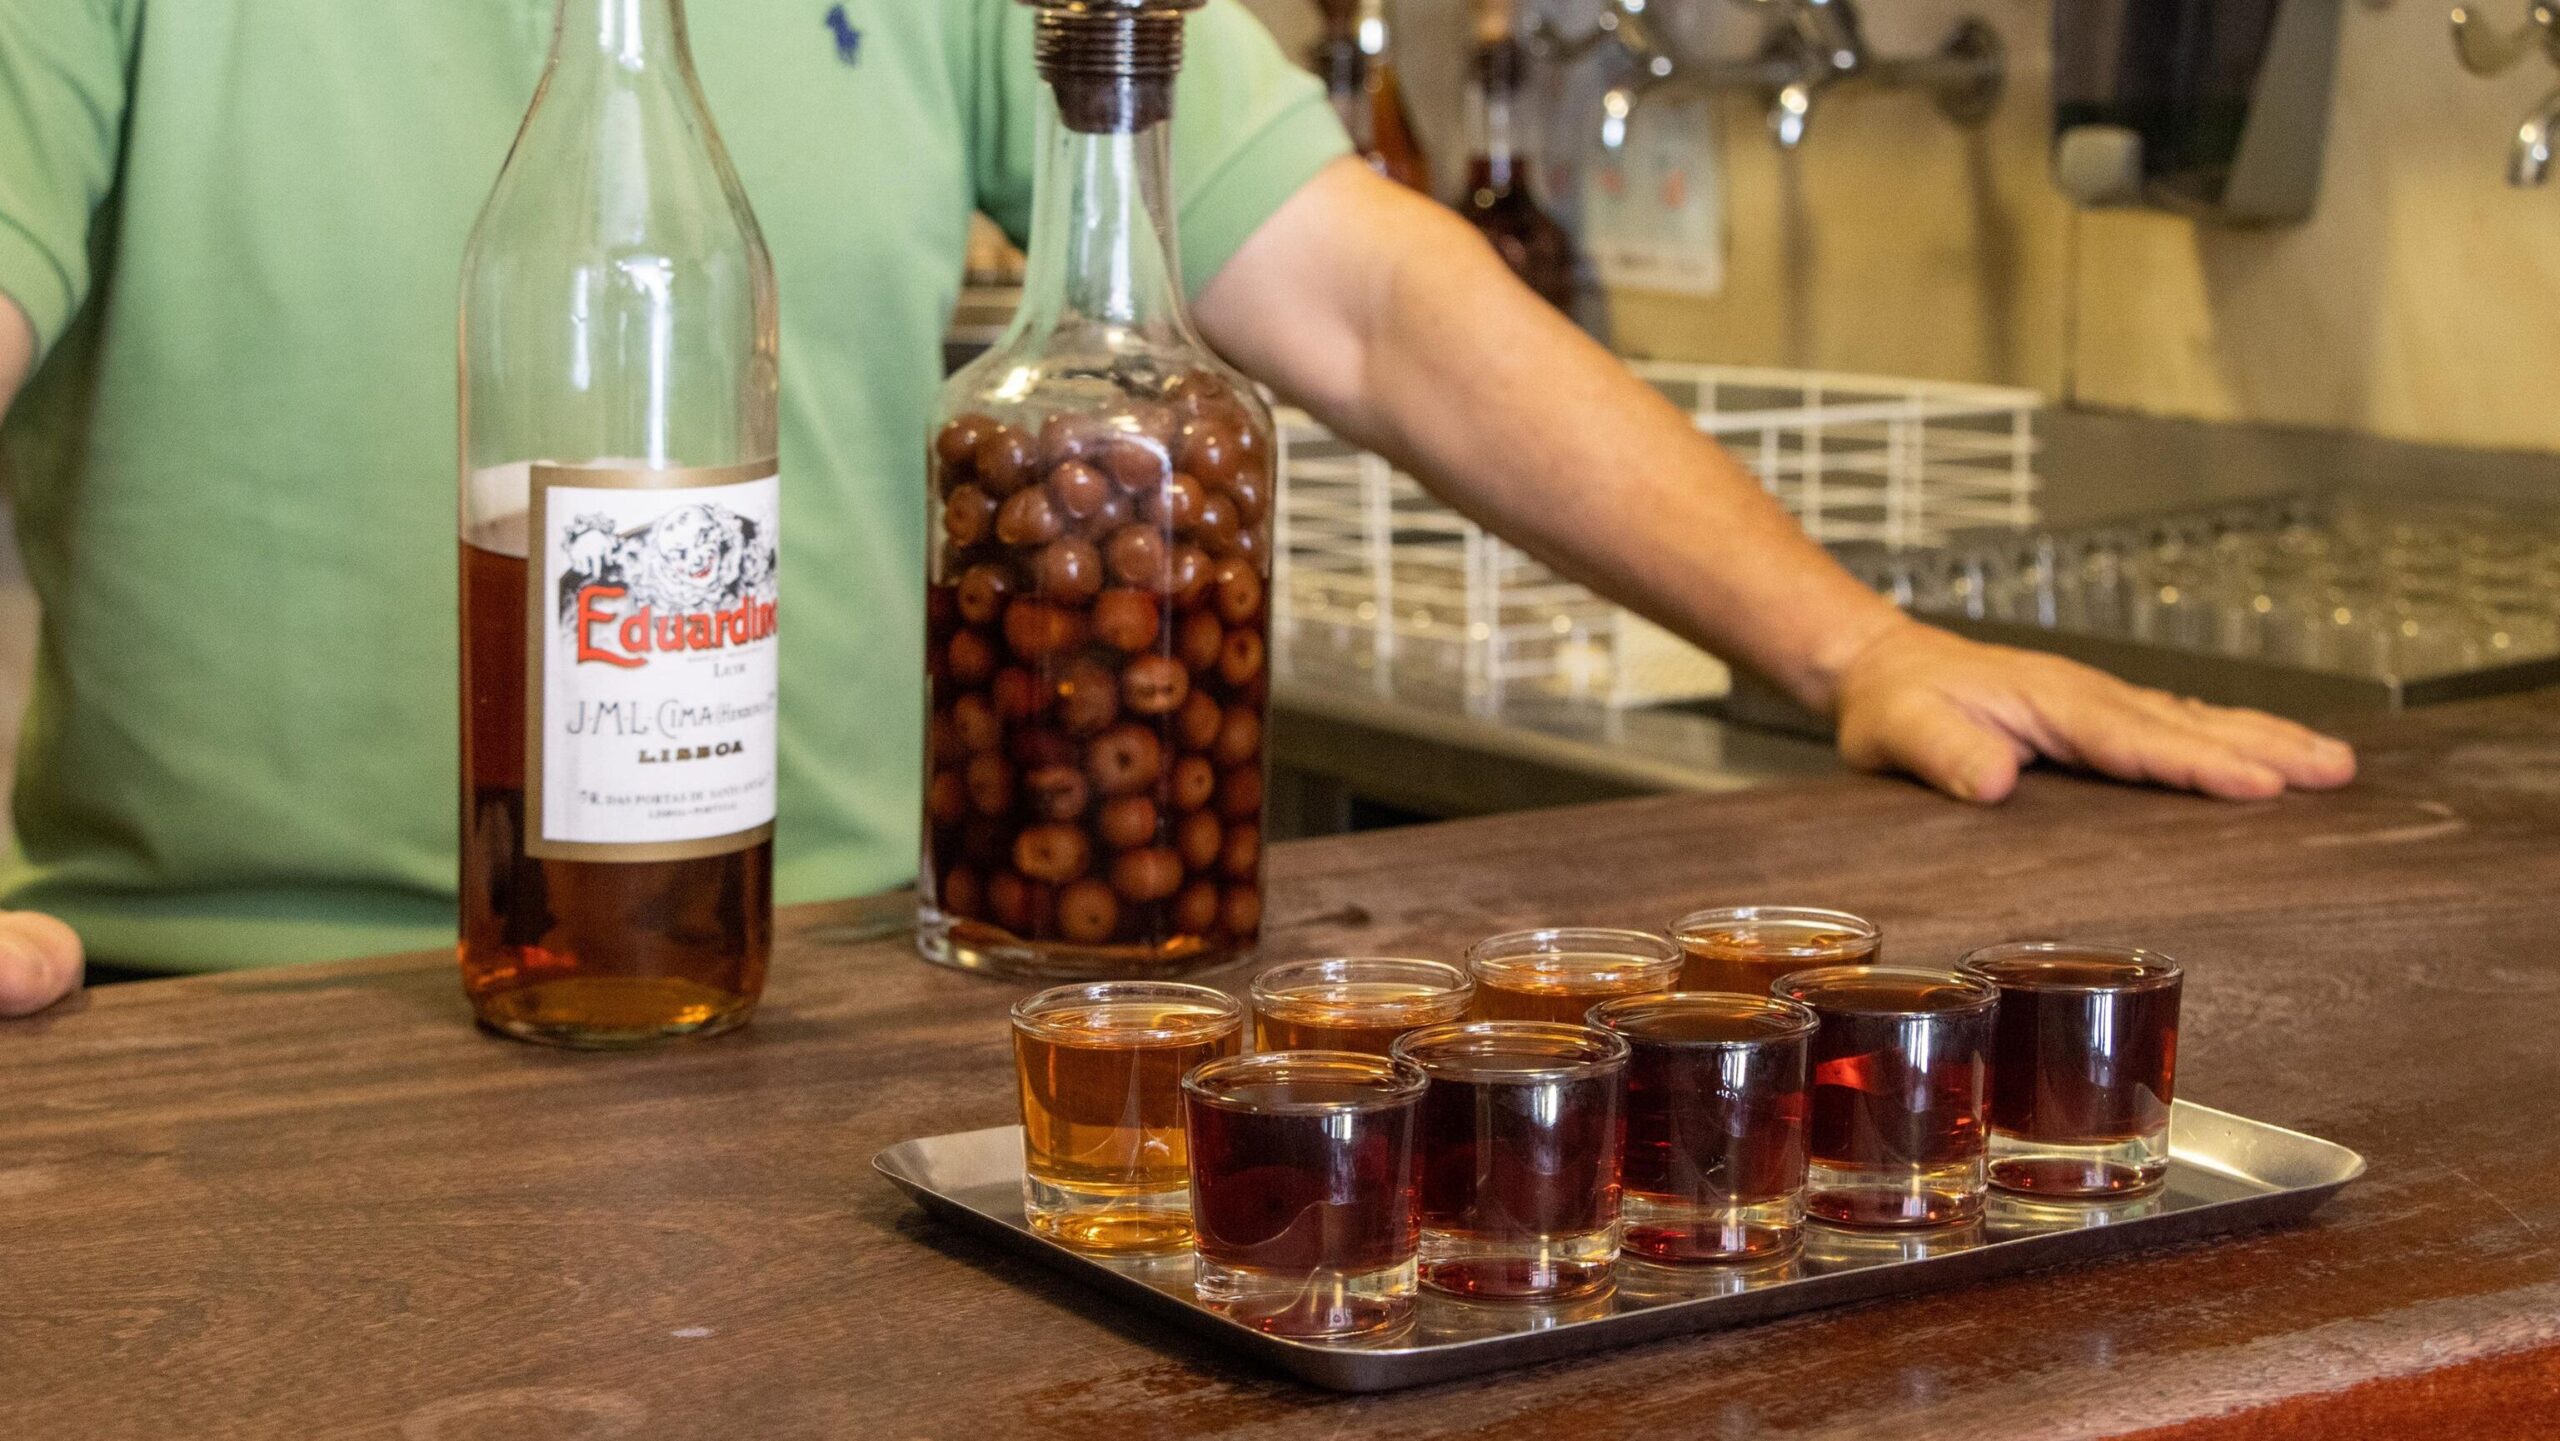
[1791, 0, 1865, 70]
[1727, 0, 1863, 62]
[1530, 0, 1649, 64]
[2451, 2, 2560, 76]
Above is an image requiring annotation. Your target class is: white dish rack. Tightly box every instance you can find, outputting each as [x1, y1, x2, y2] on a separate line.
[1273, 362, 2043, 714]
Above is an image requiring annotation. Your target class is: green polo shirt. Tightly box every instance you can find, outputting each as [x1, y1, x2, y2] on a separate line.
[0, 0, 1345, 971]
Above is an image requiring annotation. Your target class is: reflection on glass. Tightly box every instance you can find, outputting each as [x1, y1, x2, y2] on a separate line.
[1419, 1288, 1618, 1343]
[1986, 1190, 2165, 1239]
[1800, 1220, 1987, 1272]
[1613, 1255, 1802, 1306]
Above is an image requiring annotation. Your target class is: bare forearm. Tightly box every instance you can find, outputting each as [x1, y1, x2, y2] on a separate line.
[1199, 162, 1898, 711]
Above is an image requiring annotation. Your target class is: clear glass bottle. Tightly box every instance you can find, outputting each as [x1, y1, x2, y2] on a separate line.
[1459, 30, 1577, 313]
[919, 0, 1274, 981]
[457, 0, 781, 1047]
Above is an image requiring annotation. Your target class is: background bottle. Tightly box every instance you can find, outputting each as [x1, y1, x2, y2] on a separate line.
[1459, 20, 1578, 312]
[1306, 0, 1430, 192]
[1352, 0, 1433, 191]
[457, 0, 781, 1047]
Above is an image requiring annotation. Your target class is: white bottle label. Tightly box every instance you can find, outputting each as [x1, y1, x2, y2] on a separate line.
[527, 462, 780, 860]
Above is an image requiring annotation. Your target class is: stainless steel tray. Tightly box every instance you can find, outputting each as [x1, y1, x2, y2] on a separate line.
[875, 1100, 2365, 1392]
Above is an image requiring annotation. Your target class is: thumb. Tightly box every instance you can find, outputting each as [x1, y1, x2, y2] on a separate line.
[0, 911, 83, 1017]
[1842, 694, 2026, 804]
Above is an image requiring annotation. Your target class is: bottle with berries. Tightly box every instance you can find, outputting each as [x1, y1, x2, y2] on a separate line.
[920, 0, 1274, 979]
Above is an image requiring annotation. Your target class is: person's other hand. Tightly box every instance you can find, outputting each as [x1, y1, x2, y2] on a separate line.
[1832, 618, 2357, 803]
[0, 911, 82, 1016]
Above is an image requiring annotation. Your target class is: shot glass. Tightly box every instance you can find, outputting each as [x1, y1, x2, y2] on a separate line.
[1588, 992, 1817, 1264]
[1391, 1020, 1629, 1301]
[1465, 928, 1682, 1026]
[1959, 942, 2183, 1199]
[1011, 980, 1243, 1255]
[1775, 966, 1997, 1229]
[1670, 905, 1880, 994]
[1183, 1051, 1427, 1339]
[1249, 957, 1473, 1055]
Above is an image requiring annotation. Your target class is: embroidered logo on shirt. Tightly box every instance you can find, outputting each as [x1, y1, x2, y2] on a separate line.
[825, 5, 862, 66]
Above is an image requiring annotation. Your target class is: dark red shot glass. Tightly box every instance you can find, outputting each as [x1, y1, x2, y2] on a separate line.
[1182, 1050, 1426, 1338]
[1589, 992, 1817, 1263]
[1960, 942, 2182, 1199]
[1390, 1020, 1628, 1301]
[1776, 965, 1997, 1228]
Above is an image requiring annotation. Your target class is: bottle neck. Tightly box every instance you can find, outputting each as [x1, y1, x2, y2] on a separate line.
[552, 0, 689, 72]
[1314, 37, 1374, 147]
[1013, 98, 1191, 342]
[1466, 46, 1523, 195]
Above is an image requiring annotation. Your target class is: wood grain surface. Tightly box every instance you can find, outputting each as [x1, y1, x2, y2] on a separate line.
[6, 694, 2558, 1440]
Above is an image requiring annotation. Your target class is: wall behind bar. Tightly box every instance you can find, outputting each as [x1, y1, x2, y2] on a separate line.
[1241, 0, 2560, 457]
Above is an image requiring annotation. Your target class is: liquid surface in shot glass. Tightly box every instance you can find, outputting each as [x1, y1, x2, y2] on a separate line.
[1251, 959, 1473, 1056]
[1671, 906, 1879, 995]
[1466, 929, 1682, 1027]
[1967, 945, 2181, 1197]
[1014, 993, 1239, 1252]
[1782, 968, 1995, 1229]
[1396, 1022, 1627, 1300]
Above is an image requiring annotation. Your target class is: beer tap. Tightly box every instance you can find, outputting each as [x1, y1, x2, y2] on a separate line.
[1534, 0, 2003, 154]
[2448, 3, 2560, 184]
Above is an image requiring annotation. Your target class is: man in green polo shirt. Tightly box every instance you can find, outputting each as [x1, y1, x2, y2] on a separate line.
[0, 0, 2353, 1013]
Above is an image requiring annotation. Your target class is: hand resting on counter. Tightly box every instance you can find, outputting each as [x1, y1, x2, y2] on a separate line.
[1831, 617, 2357, 803]
[0, 912, 82, 1017]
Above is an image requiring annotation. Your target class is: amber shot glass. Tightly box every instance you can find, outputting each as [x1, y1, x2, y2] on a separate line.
[1588, 992, 1817, 1264]
[1960, 942, 2183, 1200]
[1183, 1051, 1427, 1338]
[1391, 1020, 1629, 1301]
[1776, 966, 1997, 1229]
[1465, 928, 1682, 1026]
[1249, 957, 1473, 1055]
[1670, 905, 1880, 995]
[1011, 980, 1243, 1255]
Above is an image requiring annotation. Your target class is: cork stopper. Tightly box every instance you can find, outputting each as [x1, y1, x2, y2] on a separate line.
[1023, 0, 1205, 134]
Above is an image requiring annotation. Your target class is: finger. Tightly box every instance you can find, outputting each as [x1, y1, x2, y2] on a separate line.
[1842, 693, 2027, 804]
[2154, 696, 2358, 790]
[0, 912, 82, 1018]
[2062, 696, 2289, 799]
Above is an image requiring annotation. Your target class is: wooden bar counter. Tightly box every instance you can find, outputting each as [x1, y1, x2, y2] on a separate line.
[7, 693, 2558, 1439]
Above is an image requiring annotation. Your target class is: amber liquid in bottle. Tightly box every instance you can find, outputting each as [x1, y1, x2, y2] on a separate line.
[1458, 36, 1575, 313]
[1362, 53, 1431, 192]
[458, 534, 772, 1040]
[1312, 0, 1428, 191]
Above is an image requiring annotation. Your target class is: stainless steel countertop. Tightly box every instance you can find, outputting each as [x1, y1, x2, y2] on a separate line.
[1270, 664, 1838, 818]
[1267, 407, 2560, 816]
